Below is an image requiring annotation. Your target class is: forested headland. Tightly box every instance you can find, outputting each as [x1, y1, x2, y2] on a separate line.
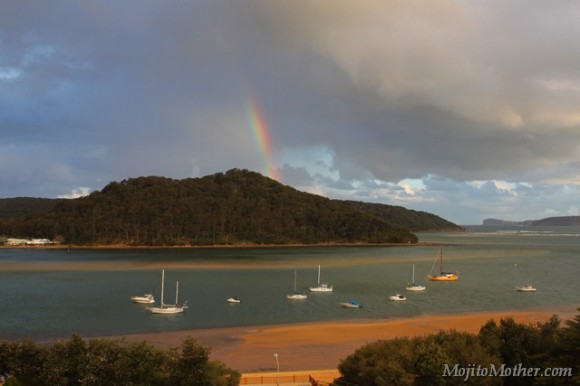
[0, 169, 462, 246]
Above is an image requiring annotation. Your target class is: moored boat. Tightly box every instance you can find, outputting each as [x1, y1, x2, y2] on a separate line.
[427, 248, 458, 281]
[309, 265, 333, 292]
[287, 270, 307, 300]
[340, 300, 362, 308]
[406, 264, 426, 291]
[149, 270, 187, 314]
[130, 293, 155, 304]
[516, 285, 537, 292]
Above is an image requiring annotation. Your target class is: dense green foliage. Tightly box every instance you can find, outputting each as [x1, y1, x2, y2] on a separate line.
[0, 169, 446, 246]
[0, 198, 64, 220]
[341, 200, 462, 232]
[0, 335, 239, 386]
[337, 310, 580, 386]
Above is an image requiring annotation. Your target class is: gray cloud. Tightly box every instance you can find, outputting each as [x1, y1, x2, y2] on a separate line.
[1, 1, 579, 224]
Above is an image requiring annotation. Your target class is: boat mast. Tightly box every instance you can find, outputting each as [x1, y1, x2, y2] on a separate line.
[440, 248, 443, 273]
[160, 269, 165, 307]
[317, 265, 321, 285]
[176, 281, 179, 306]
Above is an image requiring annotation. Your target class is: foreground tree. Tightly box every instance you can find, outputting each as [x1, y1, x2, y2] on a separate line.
[337, 338, 416, 386]
[0, 335, 239, 386]
[42, 334, 88, 385]
[0, 340, 45, 385]
[166, 337, 241, 386]
[337, 311, 579, 386]
[554, 308, 580, 385]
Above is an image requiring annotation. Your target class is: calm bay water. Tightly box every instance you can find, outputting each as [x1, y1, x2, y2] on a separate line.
[1, 226, 579, 341]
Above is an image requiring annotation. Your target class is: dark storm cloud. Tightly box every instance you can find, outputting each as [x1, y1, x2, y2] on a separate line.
[1, 1, 579, 223]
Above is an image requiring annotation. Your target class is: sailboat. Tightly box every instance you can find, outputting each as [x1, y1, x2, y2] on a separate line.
[309, 265, 333, 292]
[406, 264, 426, 291]
[287, 270, 307, 300]
[150, 270, 187, 314]
[427, 248, 458, 281]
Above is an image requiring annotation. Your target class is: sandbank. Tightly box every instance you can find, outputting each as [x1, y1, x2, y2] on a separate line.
[111, 307, 577, 373]
[0, 258, 430, 272]
[0, 246, 445, 272]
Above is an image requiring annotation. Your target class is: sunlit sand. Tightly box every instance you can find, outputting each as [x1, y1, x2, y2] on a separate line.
[110, 306, 577, 373]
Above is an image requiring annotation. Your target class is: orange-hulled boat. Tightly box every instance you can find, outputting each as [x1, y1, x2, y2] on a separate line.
[427, 248, 458, 281]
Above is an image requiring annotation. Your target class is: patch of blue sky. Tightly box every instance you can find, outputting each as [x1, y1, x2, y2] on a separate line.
[0, 67, 20, 80]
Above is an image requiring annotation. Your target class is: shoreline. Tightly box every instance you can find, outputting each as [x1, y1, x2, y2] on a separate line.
[1, 241, 448, 250]
[106, 306, 577, 373]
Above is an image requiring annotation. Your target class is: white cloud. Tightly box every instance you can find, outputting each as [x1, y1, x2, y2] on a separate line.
[57, 187, 90, 199]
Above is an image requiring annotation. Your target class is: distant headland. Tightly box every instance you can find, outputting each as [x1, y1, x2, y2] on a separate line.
[483, 216, 580, 226]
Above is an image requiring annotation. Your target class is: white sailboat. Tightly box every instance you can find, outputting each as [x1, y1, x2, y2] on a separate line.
[309, 265, 333, 292]
[150, 270, 187, 314]
[287, 270, 307, 300]
[405, 264, 426, 291]
[514, 262, 536, 292]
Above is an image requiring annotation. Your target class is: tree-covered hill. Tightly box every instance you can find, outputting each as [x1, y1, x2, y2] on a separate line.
[341, 200, 462, 232]
[0, 169, 460, 246]
[0, 197, 65, 219]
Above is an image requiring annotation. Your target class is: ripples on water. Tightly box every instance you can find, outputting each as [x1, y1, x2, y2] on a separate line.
[0, 226, 579, 340]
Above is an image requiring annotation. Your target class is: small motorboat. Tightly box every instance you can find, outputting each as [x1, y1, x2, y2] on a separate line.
[340, 301, 363, 309]
[516, 285, 537, 292]
[226, 297, 243, 303]
[389, 293, 406, 301]
[287, 292, 307, 300]
[130, 293, 155, 304]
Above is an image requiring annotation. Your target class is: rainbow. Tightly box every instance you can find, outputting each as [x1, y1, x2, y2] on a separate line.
[246, 96, 281, 182]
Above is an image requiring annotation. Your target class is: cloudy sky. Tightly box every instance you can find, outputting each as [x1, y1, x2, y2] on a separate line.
[1, 1, 579, 225]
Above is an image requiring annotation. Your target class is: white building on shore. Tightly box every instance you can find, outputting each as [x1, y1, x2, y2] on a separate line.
[5, 238, 56, 246]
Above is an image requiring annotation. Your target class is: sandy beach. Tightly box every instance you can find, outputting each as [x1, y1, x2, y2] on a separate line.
[111, 307, 577, 374]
